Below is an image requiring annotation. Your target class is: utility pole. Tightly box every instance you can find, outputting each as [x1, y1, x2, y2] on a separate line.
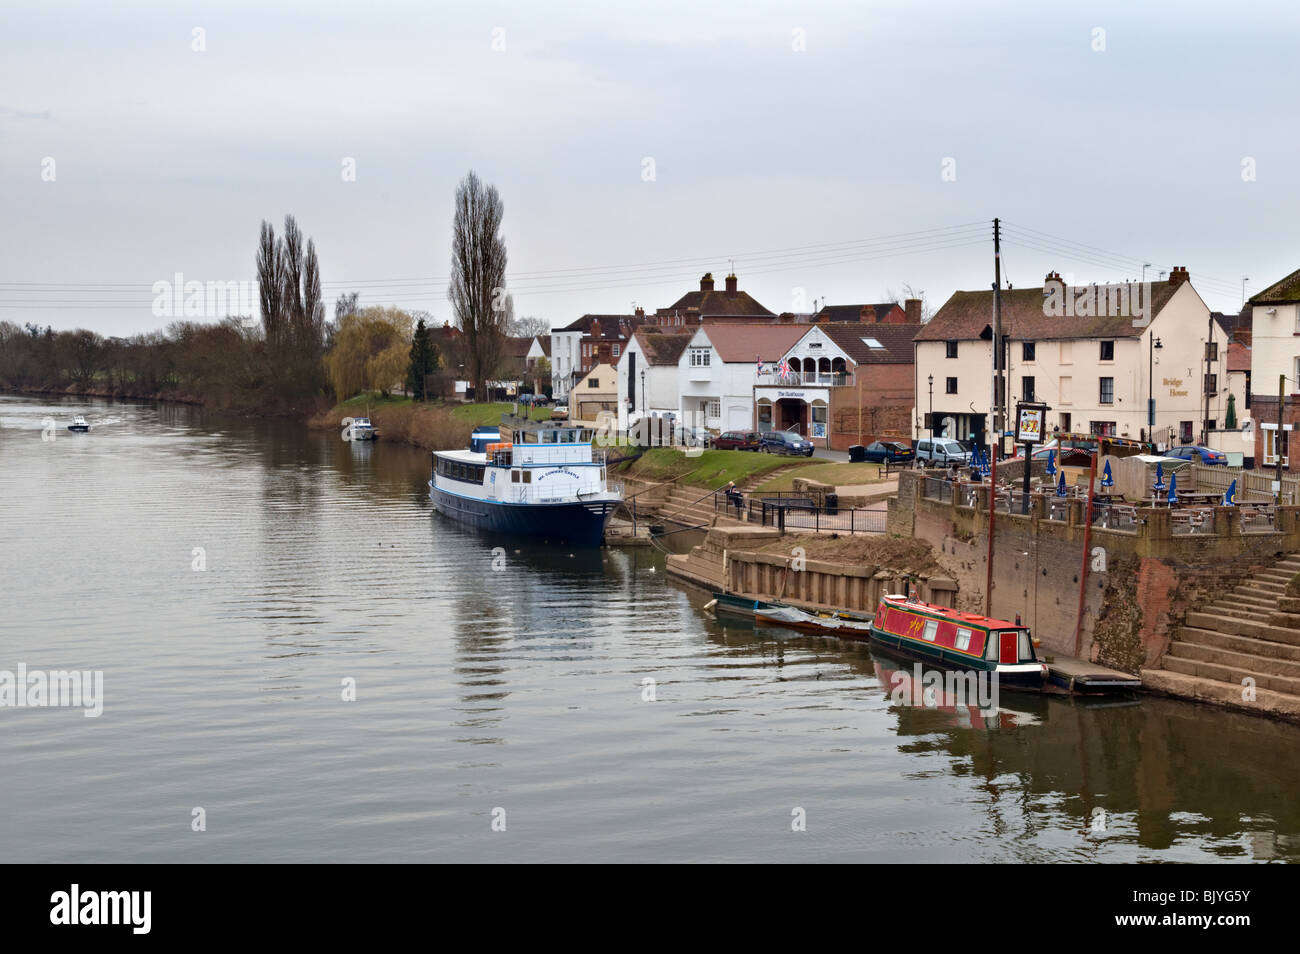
[1202, 312, 1214, 445]
[991, 217, 1002, 463]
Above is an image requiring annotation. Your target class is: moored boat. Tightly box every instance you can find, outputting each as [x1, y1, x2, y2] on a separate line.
[868, 594, 1047, 686]
[347, 417, 378, 441]
[753, 604, 874, 637]
[67, 416, 90, 433]
[428, 415, 622, 546]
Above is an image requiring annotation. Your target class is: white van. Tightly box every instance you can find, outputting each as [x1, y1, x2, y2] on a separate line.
[915, 437, 971, 465]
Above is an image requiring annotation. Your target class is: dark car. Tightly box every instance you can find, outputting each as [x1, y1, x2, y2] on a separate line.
[713, 430, 762, 451]
[1164, 445, 1228, 466]
[760, 430, 815, 456]
[861, 440, 915, 463]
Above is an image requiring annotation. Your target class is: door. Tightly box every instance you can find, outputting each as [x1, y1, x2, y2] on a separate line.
[999, 631, 1019, 664]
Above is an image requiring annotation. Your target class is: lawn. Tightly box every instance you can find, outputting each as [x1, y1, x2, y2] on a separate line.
[753, 461, 894, 491]
[618, 448, 813, 490]
[450, 402, 552, 426]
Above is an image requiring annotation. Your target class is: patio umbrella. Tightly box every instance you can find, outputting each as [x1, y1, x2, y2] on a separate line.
[1223, 478, 1237, 506]
[1225, 393, 1238, 430]
[1153, 461, 1166, 492]
[1045, 450, 1057, 476]
[1056, 469, 1067, 497]
[1101, 460, 1114, 488]
[1167, 471, 1178, 503]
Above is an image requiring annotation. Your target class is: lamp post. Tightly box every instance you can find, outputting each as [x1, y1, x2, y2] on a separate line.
[1147, 335, 1162, 444]
[640, 369, 646, 418]
[928, 374, 934, 439]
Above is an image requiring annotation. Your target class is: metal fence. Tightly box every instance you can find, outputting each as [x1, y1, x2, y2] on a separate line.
[712, 491, 887, 534]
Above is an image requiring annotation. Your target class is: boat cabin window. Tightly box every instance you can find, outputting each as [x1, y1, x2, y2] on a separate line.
[1019, 630, 1034, 661]
[922, 619, 938, 641]
[954, 627, 972, 651]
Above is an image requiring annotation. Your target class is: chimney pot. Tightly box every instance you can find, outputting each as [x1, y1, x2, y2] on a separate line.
[700, 272, 715, 292]
[725, 273, 737, 294]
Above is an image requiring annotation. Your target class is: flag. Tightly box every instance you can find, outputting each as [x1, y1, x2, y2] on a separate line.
[1101, 460, 1114, 488]
[1223, 478, 1237, 506]
[755, 355, 763, 376]
[777, 359, 791, 379]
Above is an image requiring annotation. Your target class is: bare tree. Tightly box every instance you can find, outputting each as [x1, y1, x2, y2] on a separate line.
[256, 221, 285, 346]
[507, 314, 548, 338]
[448, 170, 508, 400]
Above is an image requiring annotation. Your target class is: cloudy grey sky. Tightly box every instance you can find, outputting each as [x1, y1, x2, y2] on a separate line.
[3, 0, 1298, 336]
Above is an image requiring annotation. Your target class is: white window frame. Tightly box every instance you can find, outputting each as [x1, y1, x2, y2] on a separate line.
[689, 348, 712, 368]
[922, 619, 938, 642]
[955, 627, 972, 651]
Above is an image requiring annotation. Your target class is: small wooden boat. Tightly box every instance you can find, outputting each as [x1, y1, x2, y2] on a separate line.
[753, 604, 874, 637]
[707, 592, 787, 621]
[868, 594, 1046, 686]
[67, 416, 90, 433]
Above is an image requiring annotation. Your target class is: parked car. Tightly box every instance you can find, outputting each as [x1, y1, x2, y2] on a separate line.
[860, 440, 915, 463]
[760, 430, 815, 456]
[914, 437, 971, 465]
[676, 425, 713, 448]
[1163, 444, 1228, 466]
[713, 430, 762, 451]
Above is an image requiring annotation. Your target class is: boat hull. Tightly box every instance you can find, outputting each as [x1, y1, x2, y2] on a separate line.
[67, 425, 89, 432]
[868, 625, 1046, 687]
[429, 481, 615, 546]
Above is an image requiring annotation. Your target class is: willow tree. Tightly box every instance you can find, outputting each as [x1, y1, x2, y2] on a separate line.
[325, 306, 414, 399]
[448, 171, 507, 400]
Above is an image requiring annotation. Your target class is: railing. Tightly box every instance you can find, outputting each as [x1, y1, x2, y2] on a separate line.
[757, 371, 854, 387]
[712, 491, 886, 534]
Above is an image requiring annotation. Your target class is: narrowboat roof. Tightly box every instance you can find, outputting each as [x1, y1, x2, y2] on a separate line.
[881, 594, 1025, 630]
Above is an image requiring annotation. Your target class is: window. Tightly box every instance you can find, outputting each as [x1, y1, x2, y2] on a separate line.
[1205, 342, 1218, 361]
[945, 377, 957, 394]
[612, 344, 620, 358]
[1180, 420, 1194, 443]
[1265, 428, 1290, 466]
[945, 341, 959, 359]
[1099, 340, 1115, 361]
[1022, 376, 1035, 402]
[1090, 421, 1116, 437]
[1204, 373, 1217, 394]
[1099, 377, 1114, 404]
[689, 348, 711, 367]
[707, 400, 721, 419]
[588, 378, 599, 388]
[955, 628, 972, 651]
[1022, 342, 1036, 362]
[922, 619, 938, 641]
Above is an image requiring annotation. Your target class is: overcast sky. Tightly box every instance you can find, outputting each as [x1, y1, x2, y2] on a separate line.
[4, 0, 1299, 336]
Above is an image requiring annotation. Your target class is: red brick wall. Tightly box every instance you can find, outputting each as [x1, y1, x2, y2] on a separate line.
[827, 364, 914, 450]
[1250, 395, 1300, 472]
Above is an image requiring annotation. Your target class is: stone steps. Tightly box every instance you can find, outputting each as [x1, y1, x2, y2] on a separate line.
[1202, 602, 1275, 623]
[1226, 588, 1278, 608]
[1178, 626, 1300, 663]
[1168, 639, 1300, 679]
[1185, 611, 1300, 646]
[1141, 669, 1300, 721]
[1160, 654, 1300, 697]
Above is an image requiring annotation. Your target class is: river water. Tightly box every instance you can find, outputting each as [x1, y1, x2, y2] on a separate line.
[1, 394, 1297, 863]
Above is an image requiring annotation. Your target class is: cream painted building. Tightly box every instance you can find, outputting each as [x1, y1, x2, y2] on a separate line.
[914, 269, 1229, 450]
[569, 363, 619, 424]
[1245, 266, 1300, 468]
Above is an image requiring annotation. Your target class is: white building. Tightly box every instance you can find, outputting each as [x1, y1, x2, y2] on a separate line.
[676, 324, 807, 432]
[614, 328, 692, 430]
[914, 269, 1228, 450]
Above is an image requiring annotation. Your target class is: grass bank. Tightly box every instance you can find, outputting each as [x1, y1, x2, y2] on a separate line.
[753, 461, 893, 492]
[309, 398, 550, 450]
[616, 447, 811, 490]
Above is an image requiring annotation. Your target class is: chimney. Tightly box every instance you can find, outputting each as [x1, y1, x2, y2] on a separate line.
[634, 306, 645, 318]
[904, 298, 922, 324]
[700, 272, 715, 292]
[724, 273, 737, 294]
[1169, 265, 1190, 287]
[1044, 270, 1066, 294]
[860, 306, 872, 323]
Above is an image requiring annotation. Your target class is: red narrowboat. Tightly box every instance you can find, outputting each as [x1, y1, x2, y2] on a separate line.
[869, 594, 1047, 687]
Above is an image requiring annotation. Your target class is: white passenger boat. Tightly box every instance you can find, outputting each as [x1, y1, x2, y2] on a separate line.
[428, 415, 623, 545]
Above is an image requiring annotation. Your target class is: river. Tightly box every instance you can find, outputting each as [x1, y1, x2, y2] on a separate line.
[1, 394, 1296, 863]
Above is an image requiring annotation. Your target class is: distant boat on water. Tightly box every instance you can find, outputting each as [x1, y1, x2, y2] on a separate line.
[67, 416, 90, 433]
[341, 416, 378, 441]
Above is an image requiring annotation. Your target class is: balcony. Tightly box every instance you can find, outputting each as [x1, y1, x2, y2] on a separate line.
[757, 371, 854, 387]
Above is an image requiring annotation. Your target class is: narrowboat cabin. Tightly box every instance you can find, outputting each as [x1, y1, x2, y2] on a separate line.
[428, 415, 622, 545]
[869, 594, 1047, 687]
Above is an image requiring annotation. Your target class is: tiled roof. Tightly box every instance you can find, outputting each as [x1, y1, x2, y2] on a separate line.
[1249, 267, 1300, 304]
[819, 323, 917, 365]
[557, 314, 642, 337]
[701, 324, 806, 363]
[656, 290, 774, 318]
[815, 303, 904, 323]
[916, 281, 1180, 341]
[633, 329, 692, 366]
[535, 334, 551, 357]
[502, 336, 533, 359]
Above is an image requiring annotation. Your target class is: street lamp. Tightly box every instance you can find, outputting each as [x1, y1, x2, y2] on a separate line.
[1147, 336, 1162, 444]
[640, 369, 646, 417]
[927, 374, 934, 439]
